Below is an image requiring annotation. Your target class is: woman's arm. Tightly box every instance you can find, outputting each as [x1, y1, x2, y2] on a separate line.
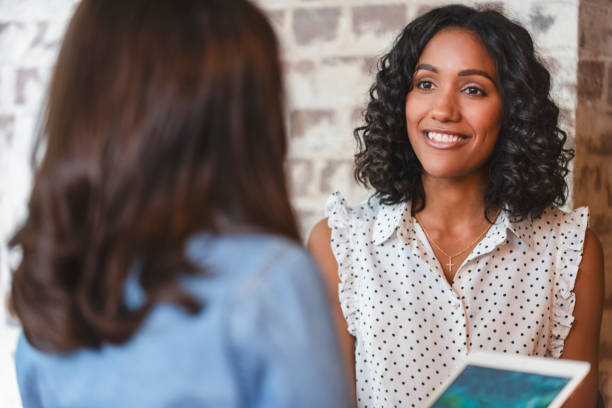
[561, 228, 604, 408]
[308, 218, 356, 391]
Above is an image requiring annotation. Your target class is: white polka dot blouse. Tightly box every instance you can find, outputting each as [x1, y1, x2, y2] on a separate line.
[325, 192, 588, 408]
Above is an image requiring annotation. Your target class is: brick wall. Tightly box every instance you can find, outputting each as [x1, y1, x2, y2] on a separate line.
[0, 0, 608, 406]
[575, 0, 612, 406]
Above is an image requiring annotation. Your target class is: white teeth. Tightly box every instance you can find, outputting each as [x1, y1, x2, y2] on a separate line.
[427, 132, 462, 143]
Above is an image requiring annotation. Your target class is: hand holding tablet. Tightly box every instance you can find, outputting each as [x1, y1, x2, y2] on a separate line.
[426, 352, 590, 408]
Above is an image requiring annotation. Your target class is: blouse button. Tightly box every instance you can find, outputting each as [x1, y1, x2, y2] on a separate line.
[454, 302, 461, 310]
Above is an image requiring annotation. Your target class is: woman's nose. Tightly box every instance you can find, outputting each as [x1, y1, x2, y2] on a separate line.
[430, 89, 460, 122]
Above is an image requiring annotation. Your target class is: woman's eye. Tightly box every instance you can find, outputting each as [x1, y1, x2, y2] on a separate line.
[464, 86, 486, 96]
[416, 80, 434, 90]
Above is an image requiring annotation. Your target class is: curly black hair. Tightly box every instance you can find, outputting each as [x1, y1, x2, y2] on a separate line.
[354, 4, 573, 221]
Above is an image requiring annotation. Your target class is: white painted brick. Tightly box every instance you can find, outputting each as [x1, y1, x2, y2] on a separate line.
[0, 66, 16, 109]
[505, 1, 579, 52]
[285, 60, 320, 108]
[0, 0, 79, 22]
[289, 113, 341, 155]
[542, 53, 579, 117]
[0, 22, 36, 65]
[287, 7, 351, 59]
[317, 57, 372, 106]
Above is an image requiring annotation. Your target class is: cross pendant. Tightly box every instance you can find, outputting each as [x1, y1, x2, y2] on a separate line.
[446, 257, 453, 272]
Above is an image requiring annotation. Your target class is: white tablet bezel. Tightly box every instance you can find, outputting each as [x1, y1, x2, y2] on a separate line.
[425, 351, 590, 408]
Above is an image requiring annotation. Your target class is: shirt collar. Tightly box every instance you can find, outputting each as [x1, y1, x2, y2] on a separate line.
[371, 199, 408, 245]
[372, 201, 534, 250]
[500, 210, 534, 249]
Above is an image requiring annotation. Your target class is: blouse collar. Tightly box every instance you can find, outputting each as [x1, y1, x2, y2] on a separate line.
[371, 200, 534, 250]
[371, 199, 407, 246]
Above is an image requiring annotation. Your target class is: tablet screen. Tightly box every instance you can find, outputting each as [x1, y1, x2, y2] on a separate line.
[430, 364, 571, 408]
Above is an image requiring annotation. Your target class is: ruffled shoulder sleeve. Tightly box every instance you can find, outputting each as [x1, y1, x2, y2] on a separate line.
[325, 192, 360, 336]
[550, 206, 589, 358]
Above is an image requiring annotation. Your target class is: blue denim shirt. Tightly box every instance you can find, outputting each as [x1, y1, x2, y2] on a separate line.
[15, 233, 352, 408]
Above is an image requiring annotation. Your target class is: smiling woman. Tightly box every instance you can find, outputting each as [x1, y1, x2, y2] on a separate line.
[307, 4, 604, 408]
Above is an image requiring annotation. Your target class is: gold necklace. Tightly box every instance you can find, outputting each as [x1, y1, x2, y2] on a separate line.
[414, 212, 498, 273]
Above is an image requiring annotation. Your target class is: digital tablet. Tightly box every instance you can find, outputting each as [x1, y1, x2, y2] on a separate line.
[425, 351, 590, 408]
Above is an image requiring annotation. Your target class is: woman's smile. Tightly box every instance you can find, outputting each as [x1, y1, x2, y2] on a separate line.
[423, 129, 470, 149]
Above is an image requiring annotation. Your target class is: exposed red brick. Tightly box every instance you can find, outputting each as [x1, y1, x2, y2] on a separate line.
[600, 312, 612, 356]
[590, 213, 611, 239]
[583, 130, 612, 155]
[608, 63, 612, 106]
[578, 60, 604, 101]
[576, 111, 612, 155]
[574, 162, 612, 206]
[605, 246, 612, 308]
[579, 2, 612, 56]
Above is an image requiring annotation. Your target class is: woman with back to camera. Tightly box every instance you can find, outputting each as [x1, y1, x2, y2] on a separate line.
[309, 4, 604, 407]
[10, 0, 352, 407]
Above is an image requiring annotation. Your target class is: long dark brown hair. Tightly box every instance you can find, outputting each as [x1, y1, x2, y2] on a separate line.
[10, 0, 298, 352]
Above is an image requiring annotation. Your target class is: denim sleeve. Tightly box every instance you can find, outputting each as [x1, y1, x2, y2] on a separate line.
[227, 243, 352, 408]
[15, 334, 45, 408]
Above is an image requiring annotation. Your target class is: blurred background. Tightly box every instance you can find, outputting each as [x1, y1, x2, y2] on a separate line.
[0, 0, 610, 406]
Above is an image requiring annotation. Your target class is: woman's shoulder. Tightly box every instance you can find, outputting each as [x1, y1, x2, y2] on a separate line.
[542, 205, 589, 247]
[539, 205, 588, 227]
[512, 205, 589, 242]
[185, 232, 319, 298]
[325, 191, 404, 229]
[187, 232, 308, 269]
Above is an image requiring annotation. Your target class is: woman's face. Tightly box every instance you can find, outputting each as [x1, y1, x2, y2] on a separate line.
[405, 28, 502, 181]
